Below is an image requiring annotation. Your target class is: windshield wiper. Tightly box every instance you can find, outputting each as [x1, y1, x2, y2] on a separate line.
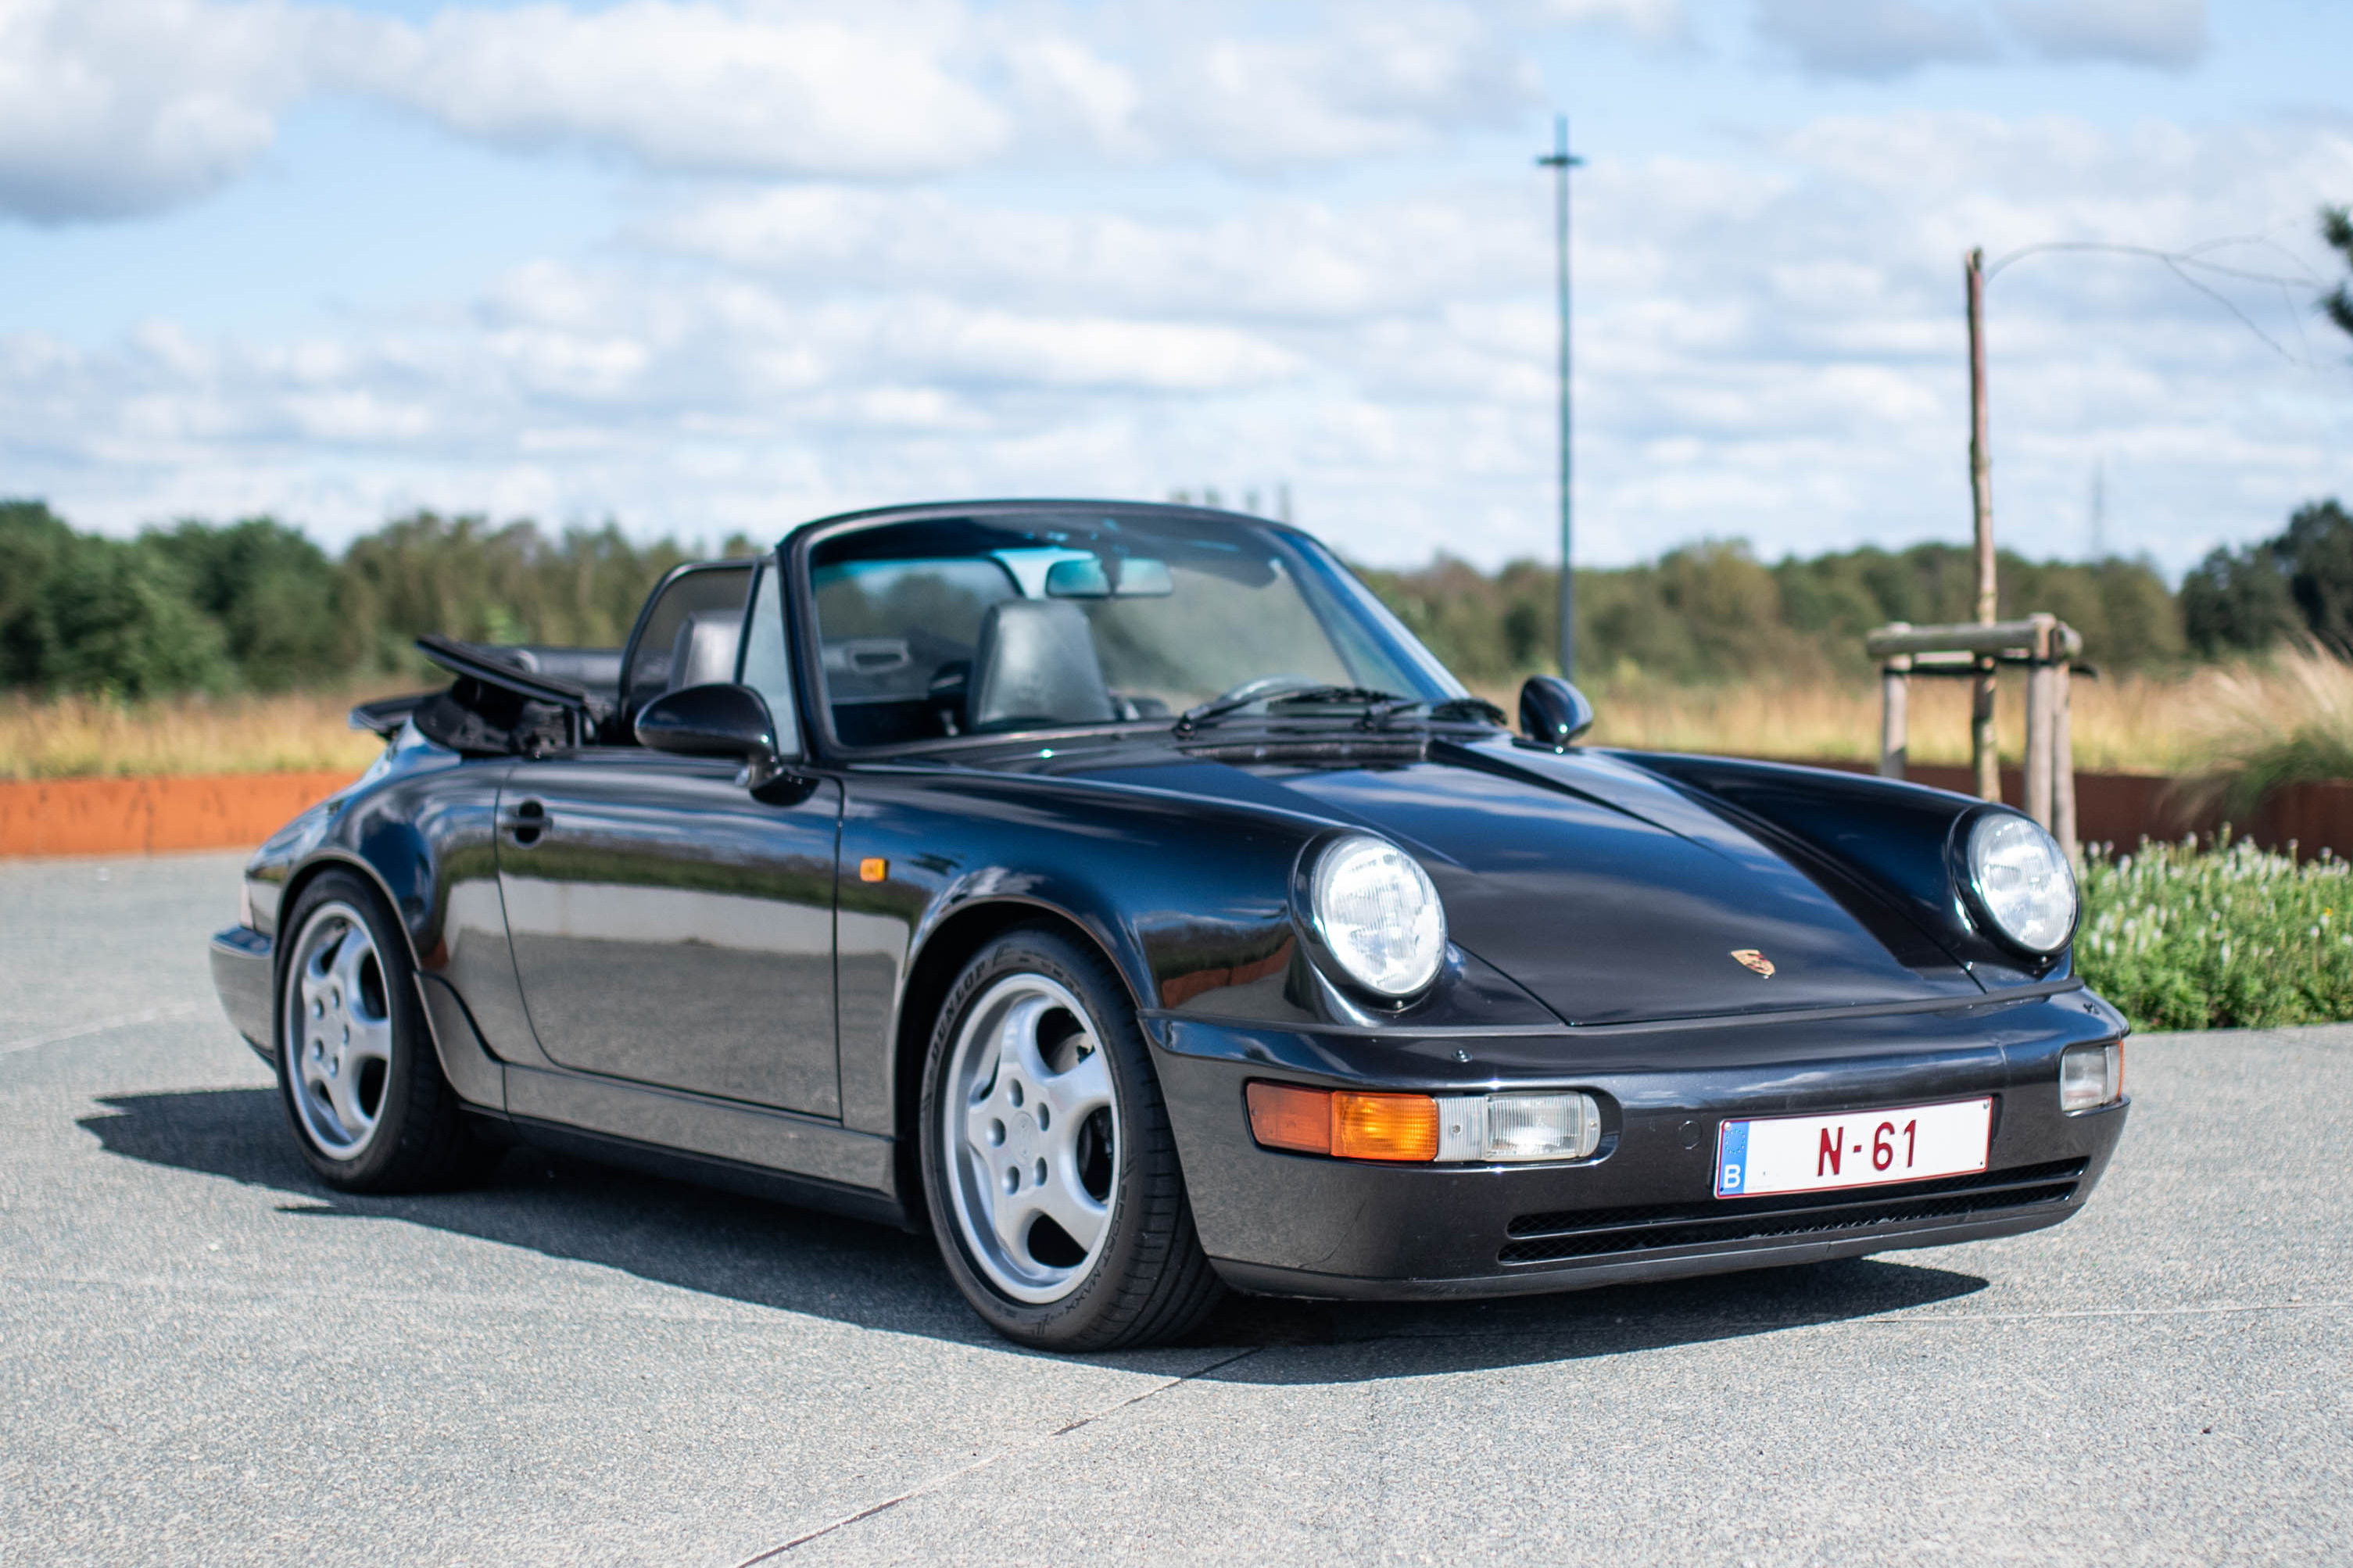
[1366, 695, 1509, 729]
[1174, 684, 1405, 737]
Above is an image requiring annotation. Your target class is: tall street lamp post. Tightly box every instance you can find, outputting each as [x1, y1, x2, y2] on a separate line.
[1536, 115, 1583, 680]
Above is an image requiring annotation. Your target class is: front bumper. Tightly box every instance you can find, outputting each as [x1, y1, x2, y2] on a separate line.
[1147, 988, 2130, 1300]
[210, 925, 274, 1062]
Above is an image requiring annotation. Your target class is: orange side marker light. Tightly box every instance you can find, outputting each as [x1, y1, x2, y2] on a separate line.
[1246, 1082, 1331, 1154]
[858, 857, 888, 882]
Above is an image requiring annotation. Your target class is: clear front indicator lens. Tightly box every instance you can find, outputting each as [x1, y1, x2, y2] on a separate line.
[1247, 1084, 1603, 1164]
[1968, 812, 2079, 953]
[1310, 834, 1447, 997]
[1438, 1091, 1603, 1163]
[2059, 1042, 2123, 1112]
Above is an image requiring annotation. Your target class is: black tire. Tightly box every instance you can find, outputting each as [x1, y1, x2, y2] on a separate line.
[274, 868, 499, 1193]
[919, 926, 1224, 1351]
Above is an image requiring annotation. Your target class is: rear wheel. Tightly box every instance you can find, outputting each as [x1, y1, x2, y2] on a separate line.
[919, 927, 1223, 1350]
[275, 869, 496, 1192]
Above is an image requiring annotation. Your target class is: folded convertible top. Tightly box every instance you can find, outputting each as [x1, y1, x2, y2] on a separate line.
[414, 633, 607, 712]
[364, 634, 620, 755]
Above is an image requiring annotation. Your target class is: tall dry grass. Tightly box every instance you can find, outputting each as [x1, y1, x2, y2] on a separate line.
[0, 657, 2340, 780]
[1488, 659, 2330, 777]
[2176, 646, 2353, 814]
[0, 692, 386, 780]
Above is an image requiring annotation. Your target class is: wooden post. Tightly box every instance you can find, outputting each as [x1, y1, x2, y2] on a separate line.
[1879, 625, 1911, 780]
[1966, 248, 2000, 802]
[1863, 617, 2079, 832]
[2053, 657, 2077, 861]
[2024, 614, 2056, 828]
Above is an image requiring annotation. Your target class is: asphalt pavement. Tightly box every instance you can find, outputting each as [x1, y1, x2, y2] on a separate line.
[2, 850, 2346, 1566]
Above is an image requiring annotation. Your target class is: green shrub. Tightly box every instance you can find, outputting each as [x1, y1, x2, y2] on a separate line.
[2076, 837, 2353, 1031]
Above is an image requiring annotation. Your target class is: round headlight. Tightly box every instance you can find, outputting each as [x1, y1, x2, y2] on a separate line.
[1309, 834, 1447, 997]
[1965, 812, 2077, 954]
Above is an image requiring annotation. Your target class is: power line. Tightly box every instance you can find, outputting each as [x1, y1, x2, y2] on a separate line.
[1984, 236, 2326, 367]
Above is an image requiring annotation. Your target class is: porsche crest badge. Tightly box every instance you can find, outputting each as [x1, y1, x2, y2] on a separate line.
[1730, 948, 1776, 978]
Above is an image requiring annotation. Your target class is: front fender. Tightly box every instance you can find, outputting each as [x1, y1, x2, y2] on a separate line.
[833, 765, 1557, 1138]
[1614, 751, 2071, 989]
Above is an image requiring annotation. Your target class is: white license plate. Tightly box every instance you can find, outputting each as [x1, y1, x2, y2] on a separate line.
[1714, 1097, 1991, 1198]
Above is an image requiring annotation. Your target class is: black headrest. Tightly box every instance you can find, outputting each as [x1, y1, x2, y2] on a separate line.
[968, 600, 1115, 730]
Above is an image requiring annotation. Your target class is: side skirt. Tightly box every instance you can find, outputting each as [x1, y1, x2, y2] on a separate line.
[497, 1113, 911, 1232]
[502, 1061, 905, 1222]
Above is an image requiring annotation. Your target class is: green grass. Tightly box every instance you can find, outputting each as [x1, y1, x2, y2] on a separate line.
[2076, 837, 2353, 1032]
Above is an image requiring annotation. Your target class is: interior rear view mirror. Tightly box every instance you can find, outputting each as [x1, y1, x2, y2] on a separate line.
[1043, 557, 1112, 597]
[1112, 558, 1173, 596]
[1044, 556, 1174, 599]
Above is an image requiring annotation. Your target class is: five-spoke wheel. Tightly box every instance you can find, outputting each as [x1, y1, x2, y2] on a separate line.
[942, 975, 1120, 1303]
[919, 926, 1224, 1350]
[285, 900, 396, 1158]
[273, 868, 497, 1192]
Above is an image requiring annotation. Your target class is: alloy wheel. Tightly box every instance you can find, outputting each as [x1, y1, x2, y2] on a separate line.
[282, 900, 396, 1160]
[940, 973, 1121, 1305]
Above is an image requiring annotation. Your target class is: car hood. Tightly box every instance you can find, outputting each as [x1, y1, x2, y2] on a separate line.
[1067, 736, 1978, 1026]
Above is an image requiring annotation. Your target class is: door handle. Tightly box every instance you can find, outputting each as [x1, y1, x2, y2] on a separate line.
[500, 797, 547, 847]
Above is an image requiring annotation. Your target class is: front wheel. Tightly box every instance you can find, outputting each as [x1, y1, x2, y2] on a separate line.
[919, 927, 1223, 1351]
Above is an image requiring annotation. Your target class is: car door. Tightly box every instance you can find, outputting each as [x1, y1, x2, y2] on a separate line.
[495, 558, 843, 1116]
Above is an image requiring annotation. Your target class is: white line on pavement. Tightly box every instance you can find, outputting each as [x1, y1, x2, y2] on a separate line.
[0, 1003, 208, 1058]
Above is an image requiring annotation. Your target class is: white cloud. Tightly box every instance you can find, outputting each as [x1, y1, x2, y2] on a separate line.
[1137, 8, 1539, 168]
[1531, 0, 1687, 43]
[637, 184, 1527, 320]
[2000, 0, 2206, 70]
[0, 0, 1565, 221]
[0, 0, 310, 221]
[339, 0, 1012, 179]
[1752, 0, 1996, 80]
[1752, 0, 2209, 79]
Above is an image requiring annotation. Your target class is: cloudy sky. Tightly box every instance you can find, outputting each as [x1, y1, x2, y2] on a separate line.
[2, 0, 2350, 571]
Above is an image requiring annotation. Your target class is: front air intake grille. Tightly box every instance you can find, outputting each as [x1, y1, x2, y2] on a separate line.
[1499, 1158, 2086, 1265]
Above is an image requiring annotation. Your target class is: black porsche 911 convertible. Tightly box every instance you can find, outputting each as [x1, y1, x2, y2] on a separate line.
[209, 499, 2127, 1349]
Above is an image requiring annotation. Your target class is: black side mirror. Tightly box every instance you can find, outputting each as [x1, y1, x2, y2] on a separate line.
[636, 682, 787, 786]
[1518, 675, 1596, 750]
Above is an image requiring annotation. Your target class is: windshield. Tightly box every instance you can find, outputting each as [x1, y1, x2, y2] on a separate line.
[807, 511, 1464, 747]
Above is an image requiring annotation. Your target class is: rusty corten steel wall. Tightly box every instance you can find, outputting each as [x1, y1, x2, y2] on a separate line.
[0, 771, 359, 857]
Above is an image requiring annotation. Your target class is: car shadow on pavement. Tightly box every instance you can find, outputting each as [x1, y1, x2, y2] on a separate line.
[81, 1087, 1989, 1379]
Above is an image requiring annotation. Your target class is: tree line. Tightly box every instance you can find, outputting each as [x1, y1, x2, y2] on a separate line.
[0, 495, 2346, 699]
[0, 500, 754, 697]
[1361, 497, 2351, 686]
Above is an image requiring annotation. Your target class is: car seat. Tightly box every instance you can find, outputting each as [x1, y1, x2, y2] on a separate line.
[966, 601, 1115, 730]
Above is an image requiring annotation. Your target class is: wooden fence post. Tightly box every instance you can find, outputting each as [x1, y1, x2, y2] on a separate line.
[2054, 657, 2077, 861]
[1879, 624, 1911, 781]
[1865, 617, 2079, 838]
[2025, 613, 2057, 829]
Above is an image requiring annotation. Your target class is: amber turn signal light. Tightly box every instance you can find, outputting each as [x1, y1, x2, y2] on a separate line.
[1245, 1083, 1440, 1163]
[1333, 1092, 1440, 1161]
